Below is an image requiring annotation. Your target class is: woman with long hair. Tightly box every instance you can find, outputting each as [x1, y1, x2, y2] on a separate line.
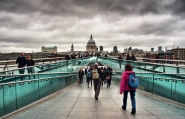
[120, 63, 137, 114]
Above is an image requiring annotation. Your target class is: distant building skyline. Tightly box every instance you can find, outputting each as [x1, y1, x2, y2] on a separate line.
[42, 46, 57, 53]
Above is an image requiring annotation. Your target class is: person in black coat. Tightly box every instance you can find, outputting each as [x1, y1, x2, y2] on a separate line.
[84, 66, 88, 82]
[26, 55, 35, 73]
[130, 54, 137, 61]
[16, 52, 27, 74]
[78, 67, 84, 84]
[118, 55, 123, 69]
[106, 66, 113, 88]
[65, 54, 70, 60]
[71, 54, 76, 59]
[126, 53, 131, 60]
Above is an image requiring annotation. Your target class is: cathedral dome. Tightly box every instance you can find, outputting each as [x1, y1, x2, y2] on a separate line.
[87, 34, 95, 44]
[87, 39, 95, 44]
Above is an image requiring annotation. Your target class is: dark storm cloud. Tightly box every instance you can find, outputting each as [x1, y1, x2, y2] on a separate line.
[166, 0, 185, 16]
[137, 18, 179, 35]
[0, 0, 167, 17]
[0, 0, 185, 53]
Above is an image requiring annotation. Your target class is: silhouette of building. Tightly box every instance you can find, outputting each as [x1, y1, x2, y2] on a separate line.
[128, 47, 132, 51]
[151, 48, 154, 52]
[70, 43, 74, 53]
[113, 46, 118, 53]
[100, 46, 103, 52]
[158, 46, 162, 52]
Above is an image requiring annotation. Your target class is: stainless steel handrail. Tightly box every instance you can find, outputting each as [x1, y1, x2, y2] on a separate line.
[0, 74, 77, 86]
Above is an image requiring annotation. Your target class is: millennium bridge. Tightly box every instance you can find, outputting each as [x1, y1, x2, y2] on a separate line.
[0, 56, 185, 119]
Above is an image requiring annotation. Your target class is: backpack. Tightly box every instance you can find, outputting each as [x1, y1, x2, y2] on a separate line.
[87, 71, 92, 78]
[128, 73, 139, 88]
[92, 69, 99, 79]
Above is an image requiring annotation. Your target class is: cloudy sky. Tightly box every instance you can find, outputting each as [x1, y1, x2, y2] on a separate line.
[0, 0, 185, 53]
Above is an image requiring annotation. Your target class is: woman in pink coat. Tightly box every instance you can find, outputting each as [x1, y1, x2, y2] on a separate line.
[120, 63, 136, 114]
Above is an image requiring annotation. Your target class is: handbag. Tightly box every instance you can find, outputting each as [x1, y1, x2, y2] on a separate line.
[106, 76, 110, 80]
[77, 78, 80, 84]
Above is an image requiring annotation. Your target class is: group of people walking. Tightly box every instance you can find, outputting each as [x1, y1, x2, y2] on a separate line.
[78, 63, 137, 115]
[78, 65, 113, 88]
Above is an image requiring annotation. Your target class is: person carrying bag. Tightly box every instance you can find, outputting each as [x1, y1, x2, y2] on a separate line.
[120, 63, 137, 115]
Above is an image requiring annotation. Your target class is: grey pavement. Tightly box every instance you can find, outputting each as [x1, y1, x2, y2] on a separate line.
[3, 81, 185, 119]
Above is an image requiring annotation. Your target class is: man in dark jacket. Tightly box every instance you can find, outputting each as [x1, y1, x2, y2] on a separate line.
[16, 52, 26, 74]
[92, 63, 103, 100]
[65, 54, 70, 60]
[130, 54, 137, 61]
[71, 54, 76, 59]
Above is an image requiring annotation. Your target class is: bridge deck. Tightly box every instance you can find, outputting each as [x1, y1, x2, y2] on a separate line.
[3, 81, 185, 119]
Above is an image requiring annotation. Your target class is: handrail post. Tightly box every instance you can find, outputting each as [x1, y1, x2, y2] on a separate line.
[171, 78, 173, 100]
[163, 65, 165, 72]
[15, 83, 18, 110]
[3, 85, 6, 115]
[152, 74, 154, 94]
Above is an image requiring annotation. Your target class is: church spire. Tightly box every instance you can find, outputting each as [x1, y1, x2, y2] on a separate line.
[90, 33, 93, 39]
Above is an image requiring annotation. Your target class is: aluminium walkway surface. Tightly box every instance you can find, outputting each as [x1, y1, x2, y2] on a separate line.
[2, 81, 185, 119]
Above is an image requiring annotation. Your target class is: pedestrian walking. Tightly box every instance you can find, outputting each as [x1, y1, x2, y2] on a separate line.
[106, 66, 113, 88]
[16, 52, 27, 74]
[120, 63, 137, 114]
[92, 63, 103, 100]
[78, 67, 84, 84]
[26, 55, 35, 73]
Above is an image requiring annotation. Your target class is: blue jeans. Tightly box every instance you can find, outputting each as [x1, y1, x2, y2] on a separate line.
[123, 90, 136, 111]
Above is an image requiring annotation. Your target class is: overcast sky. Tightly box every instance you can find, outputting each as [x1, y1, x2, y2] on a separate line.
[0, 0, 185, 53]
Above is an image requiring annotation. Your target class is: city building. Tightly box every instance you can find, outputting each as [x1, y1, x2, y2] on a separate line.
[172, 48, 185, 60]
[100, 46, 103, 52]
[129, 47, 132, 51]
[86, 34, 98, 55]
[113, 46, 118, 53]
[158, 46, 162, 52]
[158, 52, 174, 60]
[145, 53, 159, 63]
[70, 43, 74, 53]
[42, 46, 57, 53]
[151, 48, 154, 52]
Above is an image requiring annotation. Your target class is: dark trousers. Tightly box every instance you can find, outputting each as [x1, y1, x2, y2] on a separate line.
[27, 67, 34, 73]
[79, 77, 83, 84]
[87, 78, 92, 86]
[19, 68, 25, 74]
[118, 61, 122, 69]
[18, 67, 25, 81]
[107, 79, 111, 87]
[123, 90, 136, 111]
[93, 78, 101, 98]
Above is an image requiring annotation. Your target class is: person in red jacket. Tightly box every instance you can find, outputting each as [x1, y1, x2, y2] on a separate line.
[120, 63, 136, 114]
